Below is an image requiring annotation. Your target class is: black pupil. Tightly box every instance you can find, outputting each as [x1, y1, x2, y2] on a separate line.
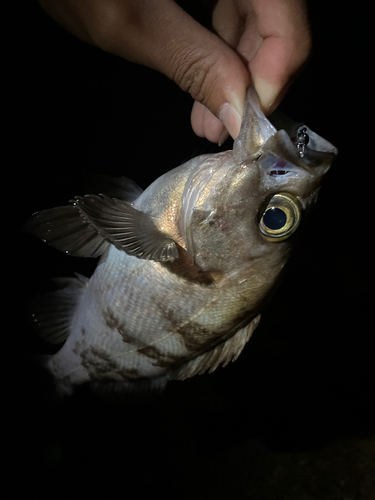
[263, 207, 287, 230]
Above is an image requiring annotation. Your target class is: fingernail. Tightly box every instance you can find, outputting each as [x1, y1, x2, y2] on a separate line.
[218, 129, 230, 147]
[218, 103, 242, 140]
[253, 78, 279, 113]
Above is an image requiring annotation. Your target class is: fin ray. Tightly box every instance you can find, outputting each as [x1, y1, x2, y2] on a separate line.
[72, 194, 179, 262]
[26, 205, 109, 257]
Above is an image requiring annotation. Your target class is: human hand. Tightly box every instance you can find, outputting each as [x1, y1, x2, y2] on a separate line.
[38, 0, 311, 144]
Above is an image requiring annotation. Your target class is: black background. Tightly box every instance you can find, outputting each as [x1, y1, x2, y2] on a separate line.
[5, 1, 374, 498]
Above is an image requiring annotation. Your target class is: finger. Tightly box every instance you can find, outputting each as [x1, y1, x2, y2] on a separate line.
[236, 0, 311, 112]
[211, 0, 247, 50]
[191, 101, 230, 144]
[249, 36, 309, 113]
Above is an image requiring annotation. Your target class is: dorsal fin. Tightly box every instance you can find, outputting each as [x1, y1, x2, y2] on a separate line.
[83, 173, 143, 201]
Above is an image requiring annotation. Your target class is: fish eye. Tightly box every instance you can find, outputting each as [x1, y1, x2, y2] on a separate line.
[259, 193, 301, 241]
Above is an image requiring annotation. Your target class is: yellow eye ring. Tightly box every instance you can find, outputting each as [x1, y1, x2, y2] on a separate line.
[259, 193, 301, 241]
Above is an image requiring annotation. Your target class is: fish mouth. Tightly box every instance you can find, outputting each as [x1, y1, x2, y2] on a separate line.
[266, 111, 338, 173]
[259, 125, 338, 176]
[233, 86, 338, 174]
[257, 118, 338, 209]
[260, 155, 300, 178]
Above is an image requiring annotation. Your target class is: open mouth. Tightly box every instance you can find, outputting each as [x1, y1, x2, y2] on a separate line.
[261, 155, 298, 178]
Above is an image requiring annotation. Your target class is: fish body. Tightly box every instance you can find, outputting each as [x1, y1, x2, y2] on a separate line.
[27, 87, 337, 397]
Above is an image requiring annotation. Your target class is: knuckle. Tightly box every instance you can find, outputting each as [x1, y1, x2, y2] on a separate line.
[169, 45, 220, 105]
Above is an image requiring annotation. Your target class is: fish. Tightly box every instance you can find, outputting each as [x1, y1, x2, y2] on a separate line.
[26, 86, 337, 398]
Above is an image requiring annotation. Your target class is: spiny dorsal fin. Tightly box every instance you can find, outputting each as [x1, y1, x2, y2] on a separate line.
[72, 194, 179, 263]
[83, 173, 143, 202]
[172, 315, 261, 380]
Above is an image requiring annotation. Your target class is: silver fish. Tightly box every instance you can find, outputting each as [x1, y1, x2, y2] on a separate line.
[27, 87, 337, 397]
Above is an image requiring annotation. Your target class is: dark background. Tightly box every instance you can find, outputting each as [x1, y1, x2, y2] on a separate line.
[5, 1, 374, 498]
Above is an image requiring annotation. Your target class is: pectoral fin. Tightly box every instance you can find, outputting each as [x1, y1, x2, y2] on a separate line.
[72, 194, 179, 262]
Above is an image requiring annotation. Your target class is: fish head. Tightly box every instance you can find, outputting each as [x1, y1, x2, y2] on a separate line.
[180, 87, 338, 274]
